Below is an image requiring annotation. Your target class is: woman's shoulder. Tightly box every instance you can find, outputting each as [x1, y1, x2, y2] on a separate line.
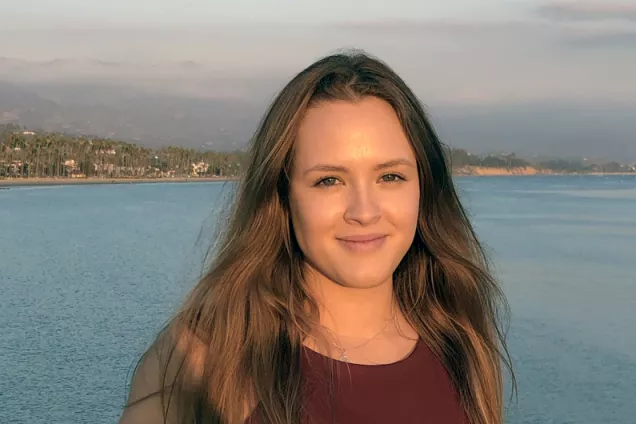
[118, 327, 194, 424]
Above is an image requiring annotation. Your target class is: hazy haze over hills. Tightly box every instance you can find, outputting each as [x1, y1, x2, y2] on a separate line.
[0, 0, 634, 160]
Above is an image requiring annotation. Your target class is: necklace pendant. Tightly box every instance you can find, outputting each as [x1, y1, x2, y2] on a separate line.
[339, 353, 348, 362]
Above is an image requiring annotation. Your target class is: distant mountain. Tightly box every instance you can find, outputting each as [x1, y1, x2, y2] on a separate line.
[0, 60, 635, 161]
[0, 82, 64, 126]
[0, 56, 285, 97]
[0, 57, 209, 80]
[430, 102, 636, 162]
[0, 81, 266, 150]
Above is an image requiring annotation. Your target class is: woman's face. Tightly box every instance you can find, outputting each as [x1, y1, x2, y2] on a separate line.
[289, 96, 420, 290]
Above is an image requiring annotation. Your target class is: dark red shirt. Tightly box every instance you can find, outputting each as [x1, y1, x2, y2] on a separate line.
[248, 338, 468, 424]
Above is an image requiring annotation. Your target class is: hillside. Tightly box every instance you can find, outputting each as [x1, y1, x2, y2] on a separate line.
[0, 81, 265, 151]
[0, 63, 635, 161]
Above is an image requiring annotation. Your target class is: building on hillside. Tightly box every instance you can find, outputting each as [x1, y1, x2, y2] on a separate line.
[191, 161, 209, 176]
[96, 149, 117, 155]
[2, 160, 25, 177]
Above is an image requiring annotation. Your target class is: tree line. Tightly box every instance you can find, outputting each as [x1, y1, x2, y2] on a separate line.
[447, 147, 634, 174]
[1, 124, 633, 179]
[0, 124, 245, 179]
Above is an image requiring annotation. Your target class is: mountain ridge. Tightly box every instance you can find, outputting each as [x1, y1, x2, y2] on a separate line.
[1, 76, 635, 161]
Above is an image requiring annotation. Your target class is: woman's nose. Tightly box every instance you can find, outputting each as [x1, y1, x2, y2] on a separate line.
[343, 185, 381, 226]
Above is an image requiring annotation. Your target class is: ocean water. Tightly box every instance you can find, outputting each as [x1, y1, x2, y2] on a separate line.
[1, 175, 635, 424]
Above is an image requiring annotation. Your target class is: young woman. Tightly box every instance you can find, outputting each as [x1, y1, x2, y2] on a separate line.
[119, 50, 514, 424]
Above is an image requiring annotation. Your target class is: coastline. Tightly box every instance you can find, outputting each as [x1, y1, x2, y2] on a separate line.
[1, 168, 634, 188]
[453, 166, 635, 177]
[454, 166, 543, 176]
[0, 176, 238, 188]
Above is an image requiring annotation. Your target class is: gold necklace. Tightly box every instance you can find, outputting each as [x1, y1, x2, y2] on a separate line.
[320, 307, 397, 363]
[328, 321, 391, 362]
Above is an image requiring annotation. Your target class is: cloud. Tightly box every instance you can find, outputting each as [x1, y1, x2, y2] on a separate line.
[1, 19, 635, 161]
[537, 1, 636, 22]
[566, 30, 636, 48]
[324, 20, 636, 102]
[1, 20, 635, 105]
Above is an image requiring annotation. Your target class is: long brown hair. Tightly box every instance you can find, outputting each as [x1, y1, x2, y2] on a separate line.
[126, 49, 515, 424]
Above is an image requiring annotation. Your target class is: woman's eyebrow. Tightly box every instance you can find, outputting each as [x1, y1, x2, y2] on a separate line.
[303, 158, 415, 175]
[374, 159, 416, 170]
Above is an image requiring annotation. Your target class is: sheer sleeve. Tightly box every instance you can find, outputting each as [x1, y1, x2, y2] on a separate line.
[118, 342, 176, 424]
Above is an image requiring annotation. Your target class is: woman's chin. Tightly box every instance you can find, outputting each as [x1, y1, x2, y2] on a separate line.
[335, 273, 393, 290]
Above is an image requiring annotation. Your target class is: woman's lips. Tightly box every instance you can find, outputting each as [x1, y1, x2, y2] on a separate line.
[336, 234, 387, 252]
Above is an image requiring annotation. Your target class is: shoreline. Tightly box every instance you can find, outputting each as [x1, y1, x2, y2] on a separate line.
[453, 165, 635, 177]
[1, 171, 634, 188]
[0, 176, 238, 188]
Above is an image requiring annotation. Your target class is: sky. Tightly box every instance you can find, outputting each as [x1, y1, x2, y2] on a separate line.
[1, 0, 634, 103]
[2, 0, 535, 26]
[0, 0, 634, 159]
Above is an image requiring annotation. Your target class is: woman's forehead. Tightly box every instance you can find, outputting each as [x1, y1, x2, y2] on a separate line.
[292, 98, 414, 170]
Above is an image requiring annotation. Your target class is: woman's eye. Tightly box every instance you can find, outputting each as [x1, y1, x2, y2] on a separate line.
[317, 177, 338, 186]
[381, 174, 403, 182]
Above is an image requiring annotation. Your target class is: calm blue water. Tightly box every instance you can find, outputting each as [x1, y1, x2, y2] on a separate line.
[1, 175, 635, 424]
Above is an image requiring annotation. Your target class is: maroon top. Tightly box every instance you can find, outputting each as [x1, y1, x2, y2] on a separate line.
[247, 338, 468, 424]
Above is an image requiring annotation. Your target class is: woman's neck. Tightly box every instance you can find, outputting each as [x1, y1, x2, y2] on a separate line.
[301, 269, 420, 364]
[305, 270, 398, 339]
